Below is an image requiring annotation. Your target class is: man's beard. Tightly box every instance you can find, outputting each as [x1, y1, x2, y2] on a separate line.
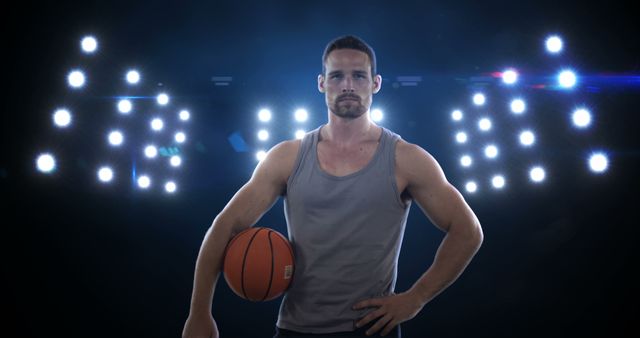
[330, 95, 367, 119]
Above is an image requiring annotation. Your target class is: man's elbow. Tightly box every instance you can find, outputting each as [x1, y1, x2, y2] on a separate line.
[453, 217, 483, 251]
[469, 220, 483, 250]
[449, 218, 483, 250]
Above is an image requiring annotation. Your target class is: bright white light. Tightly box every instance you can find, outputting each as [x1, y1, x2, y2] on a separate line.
[179, 110, 190, 121]
[81, 36, 98, 53]
[455, 131, 468, 144]
[572, 108, 592, 128]
[118, 99, 132, 114]
[478, 118, 492, 131]
[257, 129, 269, 141]
[510, 99, 526, 114]
[151, 118, 164, 131]
[97, 166, 114, 183]
[530, 166, 546, 183]
[258, 109, 272, 122]
[473, 93, 486, 106]
[53, 109, 72, 127]
[502, 69, 518, 85]
[294, 108, 309, 122]
[170, 155, 182, 167]
[589, 153, 609, 173]
[165, 181, 177, 193]
[256, 150, 267, 161]
[484, 145, 498, 159]
[371, 108, 383, 122]
[36, 153, 56, 173]
[558, 70, 577, 88]
[491, 175, 506, 189]
[519, 130, 535, 146]
[295, 130, 306, 139]
[451, 110, 463, 121]
[175, 132, 186, 143]
[157, 93, 169, 105]
[460, 155, 472, 167]
[108, 130, 124, 146]
[126, 70, 140, 84]
[137, 175, 151, 189]
[144, 145, 158, 158]
[465, 181, 478, 193]
[67, 70, 85, 88]
[546, 35, 563, 53]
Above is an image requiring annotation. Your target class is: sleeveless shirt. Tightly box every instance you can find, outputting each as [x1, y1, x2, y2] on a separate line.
[276, 124, 412, 333]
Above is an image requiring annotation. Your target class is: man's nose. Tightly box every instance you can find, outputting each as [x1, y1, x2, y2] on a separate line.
[342, 77, 355, 93]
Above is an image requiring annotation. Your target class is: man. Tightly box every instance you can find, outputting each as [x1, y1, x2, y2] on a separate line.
[183, 35, 483, 338]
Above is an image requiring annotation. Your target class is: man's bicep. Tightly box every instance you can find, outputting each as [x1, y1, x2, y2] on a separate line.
[412, 179, 470, 233]
[402, 144, 469, 232]
[219, 179, 281, 234]
[219, 141, 295, 232]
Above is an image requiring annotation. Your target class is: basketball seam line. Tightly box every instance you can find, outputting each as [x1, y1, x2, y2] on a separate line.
[241, 227, 264, 301]
[261, 231, 275, 301]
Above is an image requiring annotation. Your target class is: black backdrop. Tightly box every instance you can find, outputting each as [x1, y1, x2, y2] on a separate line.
[4, 1, 639, 337]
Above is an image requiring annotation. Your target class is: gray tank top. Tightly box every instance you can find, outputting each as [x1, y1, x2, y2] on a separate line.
[276, 124, 412, 333]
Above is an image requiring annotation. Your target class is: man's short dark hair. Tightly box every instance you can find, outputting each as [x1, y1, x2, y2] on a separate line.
[322, 35, 377, 78]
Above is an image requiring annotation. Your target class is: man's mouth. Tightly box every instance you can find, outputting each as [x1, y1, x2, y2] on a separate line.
[339, 96, 359, 102]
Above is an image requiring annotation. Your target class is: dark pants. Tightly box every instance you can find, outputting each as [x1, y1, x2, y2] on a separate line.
[273, 323, 401, 338]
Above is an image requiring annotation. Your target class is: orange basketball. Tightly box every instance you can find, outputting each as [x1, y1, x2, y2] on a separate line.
[223, 227, 294, 301]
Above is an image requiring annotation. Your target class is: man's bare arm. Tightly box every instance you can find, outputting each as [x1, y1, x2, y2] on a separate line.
[183, 140, 299, 337]
[398, 142, 484, 305]
[352, 141, 484, 335]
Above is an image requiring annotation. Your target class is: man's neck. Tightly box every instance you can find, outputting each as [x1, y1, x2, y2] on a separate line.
[322, 111, 379, 146]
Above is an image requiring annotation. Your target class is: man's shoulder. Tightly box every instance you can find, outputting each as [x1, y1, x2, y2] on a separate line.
[394, 139, 441, 177]
[272, 139, 302, 158]
[394, 139, 423, 158]
[263, 139, 302, 175]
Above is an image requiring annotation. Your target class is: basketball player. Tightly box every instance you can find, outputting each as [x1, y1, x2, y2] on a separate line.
[183, 35, 483, 337]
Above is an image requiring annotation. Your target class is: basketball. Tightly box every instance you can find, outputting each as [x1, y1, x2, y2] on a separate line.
[223, 227, 295, 301]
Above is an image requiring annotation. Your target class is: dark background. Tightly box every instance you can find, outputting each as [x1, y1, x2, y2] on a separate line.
[3, 1, 638, 337]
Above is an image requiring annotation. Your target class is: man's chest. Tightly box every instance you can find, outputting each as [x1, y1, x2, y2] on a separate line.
[315, 139, 411, 204]
[316, 141, 378, 177]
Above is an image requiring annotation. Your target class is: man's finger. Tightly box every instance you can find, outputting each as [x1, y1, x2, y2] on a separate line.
[365, 314, 393, 336]
[380, 319, 397, 336]
[356, 308, 385, 328]
[353, 297, 384, 310]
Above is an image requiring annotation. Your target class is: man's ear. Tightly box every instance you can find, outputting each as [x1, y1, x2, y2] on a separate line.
[318, 74, 325, 93]
[372, 74, 382, 94]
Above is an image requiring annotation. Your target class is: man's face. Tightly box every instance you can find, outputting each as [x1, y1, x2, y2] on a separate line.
[318, 49, 381, 120]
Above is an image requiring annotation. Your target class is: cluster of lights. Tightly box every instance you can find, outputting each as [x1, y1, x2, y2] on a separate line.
[451, 34, 609, 195]
[35, 35, 192, 195]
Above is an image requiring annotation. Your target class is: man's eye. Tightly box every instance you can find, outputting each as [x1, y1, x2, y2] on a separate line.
[331, 74, 341, 79]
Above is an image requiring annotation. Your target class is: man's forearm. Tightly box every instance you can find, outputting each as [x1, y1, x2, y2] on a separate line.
[408, 221, 483, 306]
[188, 217, 236, 315]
